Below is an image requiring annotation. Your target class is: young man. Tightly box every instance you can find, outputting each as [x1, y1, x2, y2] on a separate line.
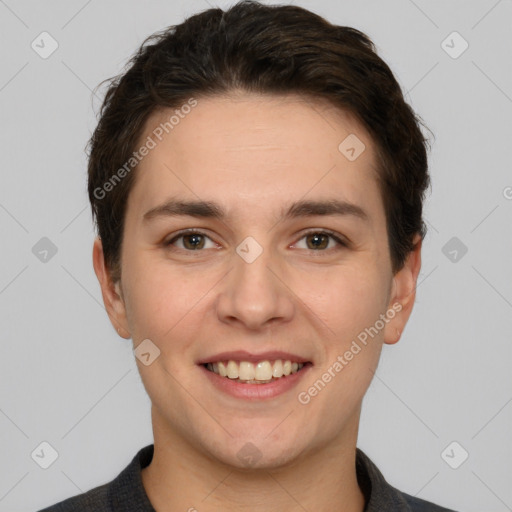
[40, 1, 456, 511]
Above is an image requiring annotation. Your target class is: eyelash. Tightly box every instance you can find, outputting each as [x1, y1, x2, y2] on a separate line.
[163, 228, 348, 253]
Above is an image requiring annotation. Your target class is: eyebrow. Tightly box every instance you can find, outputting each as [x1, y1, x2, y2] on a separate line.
[142, 198, 369, 223]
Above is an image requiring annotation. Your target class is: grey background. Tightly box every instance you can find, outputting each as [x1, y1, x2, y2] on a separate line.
[1, 0, 511, 511]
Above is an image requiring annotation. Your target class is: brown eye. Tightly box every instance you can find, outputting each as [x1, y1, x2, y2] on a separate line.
[295, 230, 347, 251]
[181, 233, 206, 250]
[305, 232, 330, 250]
[165, 230, 215, 251]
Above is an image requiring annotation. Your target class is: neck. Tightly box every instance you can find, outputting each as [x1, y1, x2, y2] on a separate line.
[141, 408, 366, 512]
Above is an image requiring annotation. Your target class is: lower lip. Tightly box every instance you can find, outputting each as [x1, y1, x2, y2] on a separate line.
[199, 364, 312, 400]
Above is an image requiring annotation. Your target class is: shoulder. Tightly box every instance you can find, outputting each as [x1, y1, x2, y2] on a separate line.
[37, 482, 110, 511]
[355, 448, 458, 512]
[36, 444, 155, 512]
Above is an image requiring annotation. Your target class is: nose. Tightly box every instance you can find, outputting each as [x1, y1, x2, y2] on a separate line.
[215, 240, 295, 331]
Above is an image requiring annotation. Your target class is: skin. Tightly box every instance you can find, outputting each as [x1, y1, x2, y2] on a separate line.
[93, 92, 422, 512]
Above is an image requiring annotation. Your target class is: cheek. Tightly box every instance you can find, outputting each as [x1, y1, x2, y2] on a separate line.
[293, 263, 389, 338]
[122, 253, 229, 350]
[296, 269, 387, 425]
[293, 263, 388, 409]
[122, 255, 199, 339]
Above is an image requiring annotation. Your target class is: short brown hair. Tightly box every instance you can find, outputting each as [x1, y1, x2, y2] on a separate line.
[87, 0, 431, 283]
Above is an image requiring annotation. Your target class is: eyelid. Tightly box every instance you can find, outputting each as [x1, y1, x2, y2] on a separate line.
[292, 228, 348, 249]
[164, 228, 348, 251]
[164, 228, 218, 247]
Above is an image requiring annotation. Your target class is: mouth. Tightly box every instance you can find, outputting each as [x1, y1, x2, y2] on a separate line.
[198, 351, 313, 399]
[203, 359, 309, 384]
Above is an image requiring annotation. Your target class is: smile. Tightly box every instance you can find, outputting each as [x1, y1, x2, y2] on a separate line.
[204, 359, 306, 384]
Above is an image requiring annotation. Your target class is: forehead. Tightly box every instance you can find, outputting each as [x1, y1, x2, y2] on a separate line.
[127, 92, 384, 228]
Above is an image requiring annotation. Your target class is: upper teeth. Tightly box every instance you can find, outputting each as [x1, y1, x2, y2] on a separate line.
[206, 360, 304, 381]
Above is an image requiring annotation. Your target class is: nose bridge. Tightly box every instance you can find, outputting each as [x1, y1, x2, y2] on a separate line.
[216, 235, 294, 329]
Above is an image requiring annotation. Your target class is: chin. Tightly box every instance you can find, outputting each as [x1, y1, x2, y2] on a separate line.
[201, 431, 308, 471]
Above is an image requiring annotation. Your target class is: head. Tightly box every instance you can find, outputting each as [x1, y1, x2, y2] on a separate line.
[90, 1, 430, 469]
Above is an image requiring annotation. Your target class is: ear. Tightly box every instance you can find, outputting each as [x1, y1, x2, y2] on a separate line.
[383, 234, 422, 345]
[92, 236, 131, 339]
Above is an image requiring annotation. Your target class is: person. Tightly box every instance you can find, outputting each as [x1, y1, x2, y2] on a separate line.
[39, 1, 457, 510]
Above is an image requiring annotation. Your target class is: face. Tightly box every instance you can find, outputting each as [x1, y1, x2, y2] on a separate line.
[94, 92, 421, 469]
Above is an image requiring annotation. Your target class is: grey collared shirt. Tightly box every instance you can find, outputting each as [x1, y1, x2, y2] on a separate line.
[38, 444, 457, 511]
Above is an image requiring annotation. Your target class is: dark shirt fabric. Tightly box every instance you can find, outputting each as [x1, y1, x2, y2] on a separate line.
[38, 444, 456, 511]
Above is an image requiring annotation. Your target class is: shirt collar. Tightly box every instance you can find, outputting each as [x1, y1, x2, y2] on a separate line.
[356, 448, 412, 511]
[109, 444, 156, 512]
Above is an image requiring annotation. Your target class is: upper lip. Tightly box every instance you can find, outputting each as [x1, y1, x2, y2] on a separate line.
[197, 350, 311, 365]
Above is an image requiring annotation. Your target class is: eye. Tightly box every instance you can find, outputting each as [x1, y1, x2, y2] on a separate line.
[293, 230, 347, 251]
[164, 228, 348, 253]
[164, 229, 217, 251]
